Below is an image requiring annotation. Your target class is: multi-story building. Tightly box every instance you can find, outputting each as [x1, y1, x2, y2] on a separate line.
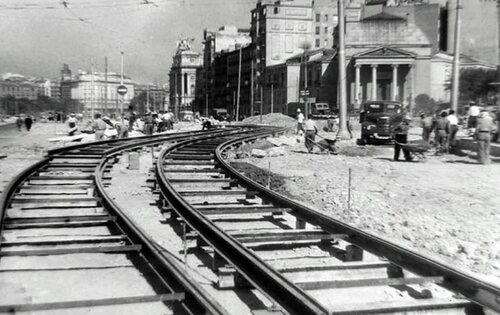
[201, 25, 251, 112]
[42, 79, 61, 100]
[134, 84, 168, 114]
[168, 39, 202, 118]
[60, 64, 73, 102]
[0, 80, 42, 100]
[312, 0, 337, 49]
[70, 71, 134, 117]
[251, 0, 315, 103]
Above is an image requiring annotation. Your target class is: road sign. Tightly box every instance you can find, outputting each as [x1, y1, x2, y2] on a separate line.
[300, 90, 310, 96]
[117, 85, 128, 96]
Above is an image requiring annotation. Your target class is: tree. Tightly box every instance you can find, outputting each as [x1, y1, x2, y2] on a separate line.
[447, 68, 498, 103]
[130, 91, 148, 115]
[413, 94, 437, 115]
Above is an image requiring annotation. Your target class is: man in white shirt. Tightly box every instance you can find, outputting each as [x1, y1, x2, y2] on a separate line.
[467, 101, 480, 129]
[296, 109, 304, 135]
[303, 118, 317, 153]
[447, 109, 458, 149]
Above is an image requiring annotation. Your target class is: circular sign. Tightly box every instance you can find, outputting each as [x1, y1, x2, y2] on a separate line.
[117, 85, 128, 96]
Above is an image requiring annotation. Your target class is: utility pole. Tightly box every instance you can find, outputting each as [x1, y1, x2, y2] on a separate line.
[260, 85, 263, 123]
[450, 0, 461, 113]
[104, 56, 108, 117]
[304, 55, 309, 119]
[270, 83, 274, 113]
[120, 46, 125, 123]
[337, 0, 350, 140]
[250, 58, 254, 116]
[147, 84, 150, 112]
[90, 59, 95, 119]
[236, 44, 242, 121]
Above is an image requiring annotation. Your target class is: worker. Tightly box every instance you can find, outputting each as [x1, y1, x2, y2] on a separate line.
[419, 113, 435, 142]
[296, 108, 304, 135]
[392, 116, 412, 161]
[434, 111, 449, 155]
[91, 113, 107, 141]
[67, 113, 78, 136]
[24, 115, 33, 132]
[16, 116, 23, 131]
[115, 119, 129, 138]
[467, 101, 480, 131]
[303, 117, 317, 153]
[475, 110, 494, 164]
[447, 109, 459, 151]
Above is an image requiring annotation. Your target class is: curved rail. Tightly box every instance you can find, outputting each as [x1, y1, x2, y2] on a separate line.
[155, 127, 500, 314]
[156, 127, 329, 315]
[215, 132, 500, 313]
[0, 128, 241, 314]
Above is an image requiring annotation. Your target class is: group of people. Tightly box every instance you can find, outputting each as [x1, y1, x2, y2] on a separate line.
[419, 110, 459, 155]
[295, 108, 319, 153]
[15, 115, 33, 132]
[418, 102, 497, 164]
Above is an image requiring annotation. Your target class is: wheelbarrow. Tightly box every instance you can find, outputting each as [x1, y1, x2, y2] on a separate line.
[394, 140, 432, 161]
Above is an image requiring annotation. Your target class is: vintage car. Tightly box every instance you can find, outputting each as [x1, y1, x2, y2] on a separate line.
[359, 101, 404, 144]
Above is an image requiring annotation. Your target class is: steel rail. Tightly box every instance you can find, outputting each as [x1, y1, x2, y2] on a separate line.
[0, 128, 246, 314]
[215, 132, 500, 313]
[156, 127, 329, 315]
[94, 135, 232, 315]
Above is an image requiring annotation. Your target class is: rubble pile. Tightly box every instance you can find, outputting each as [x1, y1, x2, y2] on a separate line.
[242, 113, 297, 129]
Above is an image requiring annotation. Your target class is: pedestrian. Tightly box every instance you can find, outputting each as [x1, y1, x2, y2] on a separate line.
[327, 117, 335, 132]
[24, 115, 33, 131]
[419, 113, 435, 142]
[16, 116, 23, 131]
[303, 117, 317, 153]
[467, 101, 480, 131]
[127, 105, 136, 132]
[434, 111, 449, 155]
[67, 113, 78, 136]
[446, 109, 459, 150]
[296, 109, 304, 135]
[475, 110, 494, 164]
[91, 113, 107, 141]
[144, 112, 154, 136]
[392, 117, 412, 161]
[114, 120, 129, 138]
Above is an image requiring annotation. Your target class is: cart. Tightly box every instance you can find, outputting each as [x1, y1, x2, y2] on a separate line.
[394, 140, 432, 161]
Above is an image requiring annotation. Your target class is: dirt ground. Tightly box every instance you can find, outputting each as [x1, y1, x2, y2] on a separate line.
[236, 128, 500, 286]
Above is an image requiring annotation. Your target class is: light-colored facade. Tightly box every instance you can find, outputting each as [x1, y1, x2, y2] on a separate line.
[168, 39, 202, 117]
[134, 84, 168, 113]
[70, 71, 134, 117]
[0, 80, 42, 100]
[312, 0, 337, 49]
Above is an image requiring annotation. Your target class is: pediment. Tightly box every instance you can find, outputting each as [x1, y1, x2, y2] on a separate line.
[354, 46, 416, 59]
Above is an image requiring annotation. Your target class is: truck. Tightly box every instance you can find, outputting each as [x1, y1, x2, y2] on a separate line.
[212, 108, 229, 121]
[359, 101, 404, 144]
[286, 102, 337, 119]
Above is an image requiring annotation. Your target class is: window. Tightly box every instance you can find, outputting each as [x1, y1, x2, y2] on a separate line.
[324, 14, 328, 21]
[273, 7, 278, 14]
[324, 38, 328, 47]
[324, 26, 328, 34]
[315, 26, 320, 35]
[315, 14, 320, 22]
[315, 38, 320, 47]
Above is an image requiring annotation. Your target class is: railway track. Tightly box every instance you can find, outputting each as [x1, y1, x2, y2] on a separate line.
[0, 129, 244, 314]
[156, 128, 500, 315]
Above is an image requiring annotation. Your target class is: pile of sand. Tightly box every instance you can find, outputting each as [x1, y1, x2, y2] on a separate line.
[242, 113, 297, 128]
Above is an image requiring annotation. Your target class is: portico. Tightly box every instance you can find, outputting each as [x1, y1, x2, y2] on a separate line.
[351, 47, 416, 109]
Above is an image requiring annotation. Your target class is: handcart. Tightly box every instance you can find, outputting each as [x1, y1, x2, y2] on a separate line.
[394, 140, 432, 161]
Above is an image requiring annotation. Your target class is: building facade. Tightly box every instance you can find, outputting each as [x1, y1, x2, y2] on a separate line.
[312, 0, 338, 49]
[134, 84, 168, 113]
[168, 39, 202, 118]
[70, 71, 134, 118]
[0, 80, 42, 100]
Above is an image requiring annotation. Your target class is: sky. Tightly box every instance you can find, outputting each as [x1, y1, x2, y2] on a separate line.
[0, 0, 256, 84]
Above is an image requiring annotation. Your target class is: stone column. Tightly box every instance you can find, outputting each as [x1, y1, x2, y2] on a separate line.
[408, 64, 415, 114]
[392, 64, 398, 101]
[355, 64, 361, 108]
[371, 64, 377, 101]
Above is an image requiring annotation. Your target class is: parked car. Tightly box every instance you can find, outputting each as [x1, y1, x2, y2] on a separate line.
[359, 101, 404, 144]
[286, 102, 337, 119]
[212, 108, 229, 121]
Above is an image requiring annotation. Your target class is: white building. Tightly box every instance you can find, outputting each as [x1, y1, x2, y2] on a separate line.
[71, 71, 134, 117]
